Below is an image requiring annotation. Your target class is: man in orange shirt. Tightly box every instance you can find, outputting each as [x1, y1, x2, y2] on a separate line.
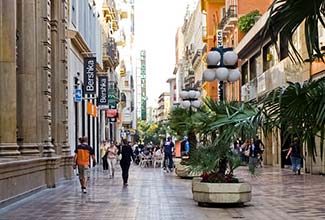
[74, 136, 96, 193]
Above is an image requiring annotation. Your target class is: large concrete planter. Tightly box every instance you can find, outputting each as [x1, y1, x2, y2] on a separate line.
[192, 177, 252, 205]
[175, 163, 201, 179]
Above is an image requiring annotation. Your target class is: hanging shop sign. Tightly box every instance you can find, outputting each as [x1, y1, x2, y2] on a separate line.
[217, 29, 223, 47]
[98, 76, 108, 105]
[84, 57, 96, 94]
[74, 88, 82, 102]
[106, 109, 118, 118]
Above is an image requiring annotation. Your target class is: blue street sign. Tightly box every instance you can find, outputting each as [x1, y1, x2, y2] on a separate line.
[74, 88, 82, 102]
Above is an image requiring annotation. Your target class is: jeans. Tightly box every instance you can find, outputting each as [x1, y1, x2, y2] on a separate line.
[290, 156, 301, 172]
[164, 152, 173, 169]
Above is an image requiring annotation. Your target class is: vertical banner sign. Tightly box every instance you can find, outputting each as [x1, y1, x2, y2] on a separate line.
[98, 76, 108, 105]
[217, 29, 223, 47]
[84, 57, 96, 94]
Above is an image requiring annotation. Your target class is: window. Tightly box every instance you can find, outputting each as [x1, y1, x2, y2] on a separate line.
[249, 52, 261, 80]
[263, 43, 278, 71]
[290, 26, 302, 54]
[241, 62, 248, 85]
[280, 32, 289, 60]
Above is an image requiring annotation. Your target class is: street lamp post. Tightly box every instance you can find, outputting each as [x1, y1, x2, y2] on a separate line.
[202, 46, 241, 101]
[179, 89, 201, 111]
[178, 89, 201, 155]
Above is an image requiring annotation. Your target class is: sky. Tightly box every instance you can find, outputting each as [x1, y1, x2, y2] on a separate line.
[134, 0, 195, 107]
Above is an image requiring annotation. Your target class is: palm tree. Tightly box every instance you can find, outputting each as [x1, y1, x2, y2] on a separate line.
[259, 77, 325, 160]
[186, 99, 261, 180]
[262, 0, 325, 62]
[167, 107, 199, 152]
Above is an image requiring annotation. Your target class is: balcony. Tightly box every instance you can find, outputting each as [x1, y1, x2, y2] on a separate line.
[120, 11, 128, 19]
[102, 3, 116, 23]
[192, 49, 202, 66]
[202, 26, 207, 42]
[192, 45, 206, 66]
[103, 37, 119, 69]
[219, 5, 238, 31]
[241, 78, 257, 102]
[241, 58, 309, 101]
[184, 75, 195, 88]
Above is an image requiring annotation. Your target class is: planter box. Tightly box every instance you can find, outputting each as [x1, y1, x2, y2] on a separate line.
[192, 177, 252, 204]
[175, 163, 201, 179]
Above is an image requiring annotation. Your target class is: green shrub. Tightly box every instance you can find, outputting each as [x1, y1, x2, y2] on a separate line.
[238, 10, 261, 33]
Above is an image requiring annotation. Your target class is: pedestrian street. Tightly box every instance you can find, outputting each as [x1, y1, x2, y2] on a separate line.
[1, 165, 325, 220]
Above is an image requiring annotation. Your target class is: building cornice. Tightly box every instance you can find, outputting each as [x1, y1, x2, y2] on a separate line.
[67, 29, 104, 73]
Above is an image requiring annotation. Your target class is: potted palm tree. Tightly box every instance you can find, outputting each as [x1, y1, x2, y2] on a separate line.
[167, 98, 261, 205]
[168, 107, 202, 178]
[186, 99, 261, 205]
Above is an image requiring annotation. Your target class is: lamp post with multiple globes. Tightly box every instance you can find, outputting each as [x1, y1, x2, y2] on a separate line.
[179, 89, 201, 111]
[178, 89, 201, 154]
[202, 46, 241, 101]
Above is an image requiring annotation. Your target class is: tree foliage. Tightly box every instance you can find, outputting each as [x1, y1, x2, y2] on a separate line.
[136, 120, 167, 145]
[258, 77, 325, 160]
[184, 99, 261, 181]
[262, 0, 325, 62]
[238, 10, 261, 33]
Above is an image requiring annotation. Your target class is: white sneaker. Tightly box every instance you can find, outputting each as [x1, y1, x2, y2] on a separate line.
[82, 188, 87, 194]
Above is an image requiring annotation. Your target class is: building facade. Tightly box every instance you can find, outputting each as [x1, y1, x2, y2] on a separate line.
[0, 0, 126, 204]
[115, 0, 136, 142]
[235, 11, 325, 173]
[0, 0, 73, 204]
[200, 0, 225, 101]
[166, 78, 177, 111]
[157, 92, 170, 124]
[136, 50, 147, 121]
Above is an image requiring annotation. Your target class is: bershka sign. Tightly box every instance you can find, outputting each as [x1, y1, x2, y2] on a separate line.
[84, 57, 96, 94]
[98, 76, 108, 105]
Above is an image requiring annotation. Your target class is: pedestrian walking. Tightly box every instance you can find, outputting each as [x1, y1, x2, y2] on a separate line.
[180, 136, 190, 158]
[74, 136, 96, 193]
[119, 139, 135, 186]
[286, 137, 302, 175]
[247, 138, 262, 171]
[100, 140, 108, 171]
[107, 142, 118, 178]
[254, 135, 265, 167]
[163, 136, 175, 172]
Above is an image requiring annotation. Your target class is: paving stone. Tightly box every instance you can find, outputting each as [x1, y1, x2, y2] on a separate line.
[0, 165, 325, 220]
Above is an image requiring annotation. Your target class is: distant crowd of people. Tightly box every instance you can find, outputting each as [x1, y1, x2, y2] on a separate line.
[232, 135, 265, 169]
[73, 134, 302, 193]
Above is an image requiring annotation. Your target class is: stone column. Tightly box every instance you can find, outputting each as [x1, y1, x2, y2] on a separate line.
[0, 0, 20, 156]
[51, 0, 70, 156]
[16, 0, 41, 156]
[59, 0, 70, 156]
[51, 0, 73, 180]
[100, 110, 106, 141]
[36, 0, 55, 156]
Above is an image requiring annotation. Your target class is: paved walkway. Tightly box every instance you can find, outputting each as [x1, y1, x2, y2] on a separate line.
[0, 164, 325, 220]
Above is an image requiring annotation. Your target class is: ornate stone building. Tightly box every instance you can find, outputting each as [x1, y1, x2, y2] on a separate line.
[0, 0, 72, 205]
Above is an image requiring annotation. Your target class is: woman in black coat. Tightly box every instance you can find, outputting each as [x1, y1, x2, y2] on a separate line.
[119, 139, 134, 186]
